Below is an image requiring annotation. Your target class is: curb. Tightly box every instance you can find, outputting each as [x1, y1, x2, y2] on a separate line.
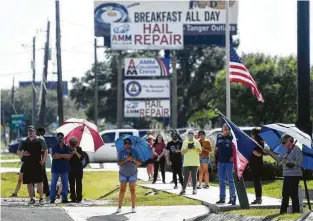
[296, 211, 312, 221]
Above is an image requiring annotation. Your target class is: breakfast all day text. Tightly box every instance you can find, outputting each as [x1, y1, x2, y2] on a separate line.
[133, 11, 221, 22]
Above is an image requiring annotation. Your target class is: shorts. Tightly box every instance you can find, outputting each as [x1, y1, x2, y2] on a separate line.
[200, 158, 210, 164]
[23, 162, 43, 184]
[119, 173, 137, 183]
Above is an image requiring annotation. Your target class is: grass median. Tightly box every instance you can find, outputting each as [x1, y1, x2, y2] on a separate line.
[1, 171, 201, 206]
[0, 155, 20, 160]
[223, 208, 307, 221]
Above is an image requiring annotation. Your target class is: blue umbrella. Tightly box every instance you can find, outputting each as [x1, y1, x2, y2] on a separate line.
[115, 134, 152, 162]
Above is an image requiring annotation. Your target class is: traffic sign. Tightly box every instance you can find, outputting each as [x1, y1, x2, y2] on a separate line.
[10, 114, 25, 130]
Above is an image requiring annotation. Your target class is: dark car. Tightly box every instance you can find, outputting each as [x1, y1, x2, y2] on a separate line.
[9, 135, 58, 154]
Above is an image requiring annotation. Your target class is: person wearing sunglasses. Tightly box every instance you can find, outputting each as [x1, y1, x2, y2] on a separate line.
[180, 129, 202, 195]
[214, 124, 236, 205]
[50, 132, 72, 204]
[117, 138, 141, 214]
[273, 134, 303, 214]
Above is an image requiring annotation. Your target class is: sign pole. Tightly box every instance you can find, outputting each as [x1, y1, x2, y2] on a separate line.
[225, 0, 231, 120]
[117, 51, 124, 128]
[171, 50, 177, 129]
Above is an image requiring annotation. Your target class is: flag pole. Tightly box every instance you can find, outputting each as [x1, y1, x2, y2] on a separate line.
[225, 0, 231, 119]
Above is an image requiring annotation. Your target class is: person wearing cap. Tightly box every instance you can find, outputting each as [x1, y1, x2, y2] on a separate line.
[36, 127, 50, 197]
[116, 138, 141, 214]
[197, 130, 212, 189]
[250, 127, 264, 205]
[214, 124, 236, 205]
[273, 134, 303, 214]
[17, 125, 48, 205]
[50, 132, 72, 204]
[166, 132, 184, 189]
[180, 129, 202, 195]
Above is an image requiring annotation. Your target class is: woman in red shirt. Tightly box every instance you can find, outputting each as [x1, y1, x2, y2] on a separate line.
[152, 134, 166, 184]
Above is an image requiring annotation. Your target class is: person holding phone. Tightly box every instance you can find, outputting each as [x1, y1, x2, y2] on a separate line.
[116, 138, 141, 214]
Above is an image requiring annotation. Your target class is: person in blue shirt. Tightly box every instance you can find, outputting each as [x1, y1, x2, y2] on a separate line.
[214, 124, 236, 205]
[116, 138, 141, 214]
[50, 132, 72, 204]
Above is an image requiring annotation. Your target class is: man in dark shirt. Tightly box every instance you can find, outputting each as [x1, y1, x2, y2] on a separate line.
[166, 132, 184, 189]
[68, 136, 84, 203]
[50, 132, 72, 203]
[17, 125, 48, 205]
[214, 124, 236, 205]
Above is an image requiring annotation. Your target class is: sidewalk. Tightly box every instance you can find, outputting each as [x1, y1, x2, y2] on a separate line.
[136, 168, 282, 212]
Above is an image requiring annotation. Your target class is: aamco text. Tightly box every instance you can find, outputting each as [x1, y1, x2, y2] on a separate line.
[134, 23, 182, 46]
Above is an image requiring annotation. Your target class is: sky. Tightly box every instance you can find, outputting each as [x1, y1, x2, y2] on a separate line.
[0, 0, 312, 90]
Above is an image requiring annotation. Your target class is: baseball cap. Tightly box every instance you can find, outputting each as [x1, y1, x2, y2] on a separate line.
[27, 125, 35, 131]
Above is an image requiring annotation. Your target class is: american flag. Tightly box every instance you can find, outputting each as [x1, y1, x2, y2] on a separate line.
[230, 46, 264, 102]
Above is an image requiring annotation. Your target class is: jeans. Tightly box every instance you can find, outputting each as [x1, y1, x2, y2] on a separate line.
[69, 171, 83, 201]
[50, 172, 69, 201]
[153, 157, 165, 182]
[218, 162, 236, 200]
[183, 166, 198, 190]
[280, 176, 301, 214]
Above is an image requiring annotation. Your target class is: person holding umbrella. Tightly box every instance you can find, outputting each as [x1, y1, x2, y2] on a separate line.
[272, 134, 303, 214]
[116, 138, 142, 214]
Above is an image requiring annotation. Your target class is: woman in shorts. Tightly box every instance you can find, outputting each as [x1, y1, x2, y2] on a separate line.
[116, 138, 141, 214]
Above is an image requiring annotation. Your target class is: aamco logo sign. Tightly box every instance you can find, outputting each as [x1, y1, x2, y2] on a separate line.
[124, 100, 170, 118]
[124, 79, 170, 99]
[124, 58, 170, 77]
[111, 22, 183, 50]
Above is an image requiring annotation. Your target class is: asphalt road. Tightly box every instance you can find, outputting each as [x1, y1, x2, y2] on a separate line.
[1, 207, 73, 221]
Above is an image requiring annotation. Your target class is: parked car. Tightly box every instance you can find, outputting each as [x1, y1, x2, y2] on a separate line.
[8, 135, 58, 154]
[81, 129, 140, 168]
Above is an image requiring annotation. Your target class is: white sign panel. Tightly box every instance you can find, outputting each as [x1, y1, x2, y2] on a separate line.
[124, 100, 170, 118]
[124, 79, 170, 99]
[124, 58, 169, 77]
[111, 23, 184, 50]
[94, 1, 238, 37]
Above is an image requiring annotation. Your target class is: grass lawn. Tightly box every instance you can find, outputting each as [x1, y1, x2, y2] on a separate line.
[0, 155, 20, 160]
[1, 162, 22, 168]
[223, 208, 306, 221]
[210, 179, 313, 199]
[1, 171, 200, 206]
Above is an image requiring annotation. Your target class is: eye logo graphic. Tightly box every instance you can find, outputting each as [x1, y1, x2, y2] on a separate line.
[113, 24, 130, 34]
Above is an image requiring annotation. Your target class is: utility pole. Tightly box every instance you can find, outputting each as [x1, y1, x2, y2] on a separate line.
[56, 0, 64, 125]
[31, 36, 36, 126]
[39, 21, 50, 126]
[225, 0, 231, 119]
[94, 38, 99, 126]
[9, 77, 16, 143]
[117, 52, 123, 128]
[171, 51, 177, 129]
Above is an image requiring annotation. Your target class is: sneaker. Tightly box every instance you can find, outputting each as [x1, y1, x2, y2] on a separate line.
[61, 200, 69, 204]
[76, 200, 82, 203]
[180, 190, 186, 195]
[116, 207, 122, 213]
[251, 198, 262, 205]
[193, 189, 197, 195]
[28, 199, 35, 205]
[131, 207, 136, 213]
[203, 184, 209, 189]
[152, 181, 156, 184]
[173, 185, 178, 189]
[10, 193, 17, 197]
[170, 180, 174, 184]
[39, 198, 45, 205]
[162, 181, 166, 184]
[216, 199, 225, 204]
[50, 200, 55, 204]
[197, 185, 202, 189]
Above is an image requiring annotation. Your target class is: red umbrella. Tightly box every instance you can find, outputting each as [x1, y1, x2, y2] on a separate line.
[56, 118, 104, 151]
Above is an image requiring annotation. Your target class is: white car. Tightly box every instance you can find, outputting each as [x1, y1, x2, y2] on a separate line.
[81, 129, 140, 167]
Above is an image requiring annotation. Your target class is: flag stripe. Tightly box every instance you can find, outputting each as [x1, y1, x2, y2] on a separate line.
[229, 46, 264, 102]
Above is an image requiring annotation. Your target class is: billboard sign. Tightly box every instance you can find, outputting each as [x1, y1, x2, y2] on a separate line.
[124, 58, 170, 77]
[111, 23, 183, 50]
[124, 79, 170, 99]
[124, 100, 170, 118]
[94, 1, 238, 37]
[10, 114, 24, 130]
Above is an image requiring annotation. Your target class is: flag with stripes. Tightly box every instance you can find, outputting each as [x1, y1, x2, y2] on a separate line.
[230, 46, 264, 102]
